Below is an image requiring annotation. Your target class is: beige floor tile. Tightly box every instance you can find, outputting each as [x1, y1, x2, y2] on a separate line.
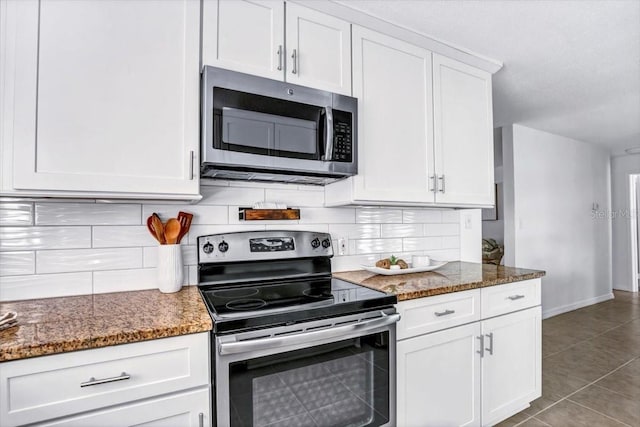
[520, 418, 551, 427]
[494, 411, 531, 427]
[542, 333, 581, 357]
[523, 372, 589, 415]
[535, 400, 627, 427]
[568, 384, 640, 426]
[590, 330, 640, 358]
[590, 301, 640, 323]
[595, 359, 640, 400]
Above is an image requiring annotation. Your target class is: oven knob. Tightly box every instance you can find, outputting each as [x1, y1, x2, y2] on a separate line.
[311, 238, 320, 249]
[218, 241, 229, 253]
[203, 242, 214, 254]
[321, 238, 331, 248]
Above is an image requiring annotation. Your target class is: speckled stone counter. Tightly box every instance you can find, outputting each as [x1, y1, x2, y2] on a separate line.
[0, 286, 212, 362]
[333, 261, 545, 301]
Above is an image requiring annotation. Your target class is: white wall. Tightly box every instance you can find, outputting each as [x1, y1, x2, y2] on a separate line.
[502, 124, 613, 318]
[0, 181, 463, 301]
[611, 154, 640, 291]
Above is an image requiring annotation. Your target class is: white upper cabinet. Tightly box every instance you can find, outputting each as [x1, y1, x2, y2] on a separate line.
[203, 0, 285, 80]
[433, 54, 494, 206]
[0, 0, 201, 200]
[202, 0, 351, 94]
[325, 27, 495, 208]
[350, 26, 434, 204]
[285, 3, 351, 95]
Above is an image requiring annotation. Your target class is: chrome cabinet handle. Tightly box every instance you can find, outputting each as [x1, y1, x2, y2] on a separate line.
[476, 335, 484, 357]
[508, 294, 525, 301]
[485, 332, 494, 355]
[80, 372, 130, 388]
[429, 175, 436, 192]
[219, 312, 401, 355]
[276, 45, 283, 71]
[434, 309, 455, 317]
[291, 49, 297, 74]
[323, 106, 334, 161]
[438, 175, 446, 193]
[198, 412, 204, 427]
[189, 150, 195, 180]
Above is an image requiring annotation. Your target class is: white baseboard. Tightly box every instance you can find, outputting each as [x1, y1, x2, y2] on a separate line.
[542, 293, 614, 319]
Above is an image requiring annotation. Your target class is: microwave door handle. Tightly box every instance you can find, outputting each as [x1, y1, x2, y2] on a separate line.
[323, 106, 334, 161]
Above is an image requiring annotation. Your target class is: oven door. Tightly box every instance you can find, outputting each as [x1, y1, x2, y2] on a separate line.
[214, 309, 399, 427]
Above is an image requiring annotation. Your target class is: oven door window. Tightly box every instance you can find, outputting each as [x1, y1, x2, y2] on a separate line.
[227, 332, 390, 427]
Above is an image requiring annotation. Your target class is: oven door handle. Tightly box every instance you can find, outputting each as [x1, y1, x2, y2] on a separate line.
[218, 312, 400, 356]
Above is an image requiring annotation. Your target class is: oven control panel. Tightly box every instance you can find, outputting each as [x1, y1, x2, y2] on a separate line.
[197, 231, 333, 263]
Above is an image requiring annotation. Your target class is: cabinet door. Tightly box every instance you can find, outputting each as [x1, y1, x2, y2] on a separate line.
[203, 0, 285, 80]
[481, 306, 542, 426]
[351, 26, 435, 203]
[5, 0, 200, 198]
[285, 3, 351, 95]
[433, 54, 494, 206]
[397, 322, 481, 427]
[36, 387, 211, 427]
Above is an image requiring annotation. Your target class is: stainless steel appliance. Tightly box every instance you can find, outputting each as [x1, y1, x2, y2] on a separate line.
[201, 66, 358, 185]
[197, 231, 398, 427]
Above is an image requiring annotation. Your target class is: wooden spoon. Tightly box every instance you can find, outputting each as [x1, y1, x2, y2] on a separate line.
[164, 218, 182, 245]
[176, 211, 193, 244]
[146, 216, 163, 244]
[151, 213, 166, 244]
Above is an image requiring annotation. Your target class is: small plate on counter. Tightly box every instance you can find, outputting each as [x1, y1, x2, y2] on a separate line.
[361, 261, 448, 276]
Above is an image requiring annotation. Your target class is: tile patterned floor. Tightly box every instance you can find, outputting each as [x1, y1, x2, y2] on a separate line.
[497, 290, 640, 427]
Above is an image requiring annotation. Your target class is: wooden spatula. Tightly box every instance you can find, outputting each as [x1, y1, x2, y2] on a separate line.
[176, 211, 193, 244]
[164, 218, 182, 245]
[146, 216, 163, 244]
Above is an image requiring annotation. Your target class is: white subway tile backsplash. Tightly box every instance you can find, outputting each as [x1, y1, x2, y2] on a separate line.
[0, 202, 33, 226]
[442, 210, 461, 223]
[328, 224, 380, 239]
[402, 209, 442, 223]
[381, 224, 423, 238]
[93, 268, 159, 294]
[35, 203, 141, 225]
[0, 226, 91, 251]
[200, 186, 264, 206]
[36, 248, 142, 274]
[4, 186, 463, 299]
[403, 237, 443, 252]
[0, 252, 35, 276]
[442, 236, 461, 249]
[0, 272, 92, 301]
[93, 226, 158, 248]
[264, 188, 324, 207]
[355, 238, 403, 255]
[356, 208, 402, 224]
[424, 223, 460, 236]
[299, 207, 355, 224]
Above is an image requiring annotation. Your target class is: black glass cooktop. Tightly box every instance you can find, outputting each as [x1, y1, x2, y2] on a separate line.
[199, 277, 396, 334]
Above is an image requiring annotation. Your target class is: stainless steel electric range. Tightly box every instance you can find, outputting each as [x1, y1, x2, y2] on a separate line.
[197, 230, 399, 427]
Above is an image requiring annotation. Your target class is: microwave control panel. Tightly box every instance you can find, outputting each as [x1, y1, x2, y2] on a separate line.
[332, 110, 353, 162]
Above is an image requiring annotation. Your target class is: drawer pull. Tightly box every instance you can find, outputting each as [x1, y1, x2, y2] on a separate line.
[80, 372, 131, 388]
[434, 309, 456, 317]
[199, 412, 204, 427]
[485, 332, 494, 355]
[508, 294, 525, 301]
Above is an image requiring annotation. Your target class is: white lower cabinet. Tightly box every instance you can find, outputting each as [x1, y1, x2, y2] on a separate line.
[397, 322, 481, 427]
[481, 307, 542, 426]
[396, 279, 542, 427]
[0, 333, 211, 427]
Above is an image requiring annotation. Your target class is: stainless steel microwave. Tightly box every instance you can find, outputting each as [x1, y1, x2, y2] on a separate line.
[201, 66, 357, 185]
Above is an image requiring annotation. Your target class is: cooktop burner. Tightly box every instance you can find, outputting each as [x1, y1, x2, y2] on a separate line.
[199, 277, 395, 333]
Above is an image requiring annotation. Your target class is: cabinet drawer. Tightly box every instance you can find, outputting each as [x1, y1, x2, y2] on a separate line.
[1, 333, 209, 427]
[397, 289, 481, 340]
[35, 387, 210, 427]
[481, 279, 541, 319]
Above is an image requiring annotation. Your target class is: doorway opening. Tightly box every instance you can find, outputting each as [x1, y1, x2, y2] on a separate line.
[630, 174, 640, 292]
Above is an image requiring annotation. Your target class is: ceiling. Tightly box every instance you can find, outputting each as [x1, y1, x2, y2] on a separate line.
[336, 0, 640, 155]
